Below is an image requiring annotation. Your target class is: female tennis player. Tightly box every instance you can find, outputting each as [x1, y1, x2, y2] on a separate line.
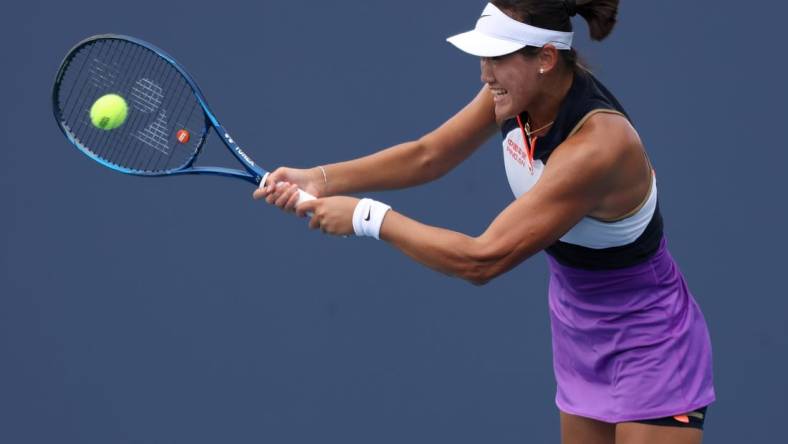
[254, 1, 715, 442]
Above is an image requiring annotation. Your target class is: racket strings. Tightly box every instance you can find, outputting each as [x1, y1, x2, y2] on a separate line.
[140, 53, 194, 172]
[55, 38, 206, 173]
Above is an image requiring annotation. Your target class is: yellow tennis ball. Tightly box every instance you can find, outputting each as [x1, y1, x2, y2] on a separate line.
[90, 94, 128, 130]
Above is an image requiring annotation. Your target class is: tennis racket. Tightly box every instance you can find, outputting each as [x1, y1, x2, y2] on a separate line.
[52, 34, 314, 204]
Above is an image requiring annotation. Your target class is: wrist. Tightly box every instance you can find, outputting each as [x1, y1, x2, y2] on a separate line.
[313, 165, 329, 196]
[352, 198, 391, 240]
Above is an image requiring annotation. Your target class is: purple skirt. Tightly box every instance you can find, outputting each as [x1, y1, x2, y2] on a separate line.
[547, 237, 716, 423]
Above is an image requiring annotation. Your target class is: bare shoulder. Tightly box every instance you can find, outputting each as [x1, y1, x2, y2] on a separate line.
[582, 111, 642, 148]
[533, 111, 649, 216]
[546, 111, 651, 218]
[556, 111, 643, 169]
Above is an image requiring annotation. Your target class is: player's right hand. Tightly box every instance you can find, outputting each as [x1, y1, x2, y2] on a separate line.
[252, 167, 325, 213]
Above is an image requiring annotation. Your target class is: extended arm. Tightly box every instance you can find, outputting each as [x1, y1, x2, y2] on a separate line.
[322, 86, 498, 194]
[297, 113, 644, 284]
[256, 87, 498, 206]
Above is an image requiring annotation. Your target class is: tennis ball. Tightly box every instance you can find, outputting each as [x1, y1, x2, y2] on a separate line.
[90, 94, 128, 130]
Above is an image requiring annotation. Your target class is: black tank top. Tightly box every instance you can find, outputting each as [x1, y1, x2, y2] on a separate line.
[500, 68, 664, 270]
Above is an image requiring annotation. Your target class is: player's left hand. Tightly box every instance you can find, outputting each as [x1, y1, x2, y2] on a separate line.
[296, 196, 359, 236]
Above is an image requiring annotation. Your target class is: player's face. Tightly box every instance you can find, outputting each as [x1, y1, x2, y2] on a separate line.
[480, 52, 540, 121]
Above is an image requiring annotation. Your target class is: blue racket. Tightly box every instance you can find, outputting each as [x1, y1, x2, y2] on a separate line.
[52, 34, 314, 203]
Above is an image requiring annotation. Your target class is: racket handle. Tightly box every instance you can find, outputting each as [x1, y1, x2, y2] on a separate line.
[259, 172, 316, 216]
[296, 189, 317, 204]
[293, 189, 316, 218]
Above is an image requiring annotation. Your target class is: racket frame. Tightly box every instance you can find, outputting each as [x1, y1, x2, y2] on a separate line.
[52, 34, 268, 185]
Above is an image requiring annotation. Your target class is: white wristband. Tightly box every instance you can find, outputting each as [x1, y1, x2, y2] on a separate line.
[352, 198, 391, 240]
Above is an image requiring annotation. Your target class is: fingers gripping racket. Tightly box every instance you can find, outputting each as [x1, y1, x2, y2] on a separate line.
[52, 34, 314, 204]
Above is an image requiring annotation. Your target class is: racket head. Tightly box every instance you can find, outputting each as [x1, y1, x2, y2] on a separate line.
[52, 34, 210, 176]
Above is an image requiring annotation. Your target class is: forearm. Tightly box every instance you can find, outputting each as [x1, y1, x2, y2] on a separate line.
[320, 139, 445, 195]
[378, 211, 515, 285]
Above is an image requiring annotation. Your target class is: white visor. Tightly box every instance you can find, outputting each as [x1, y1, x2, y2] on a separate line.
[447, 3, 574, 57]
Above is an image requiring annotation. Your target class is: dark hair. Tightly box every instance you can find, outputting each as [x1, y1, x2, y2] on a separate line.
[491, 0, 620, 68]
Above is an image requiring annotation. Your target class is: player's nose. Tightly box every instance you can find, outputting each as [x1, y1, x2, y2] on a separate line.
[480, 58, 495, 84]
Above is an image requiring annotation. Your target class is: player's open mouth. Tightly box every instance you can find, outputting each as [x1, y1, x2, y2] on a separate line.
[491, 88, 508, 103]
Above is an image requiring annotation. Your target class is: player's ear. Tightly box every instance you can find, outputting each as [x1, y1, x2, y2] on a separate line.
[538, 44, 560, 74]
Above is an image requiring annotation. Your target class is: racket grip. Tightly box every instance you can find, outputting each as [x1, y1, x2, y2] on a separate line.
[259, 172, 316, 216]
[296, 190, 316, 217]
[296, 189, 317, 204]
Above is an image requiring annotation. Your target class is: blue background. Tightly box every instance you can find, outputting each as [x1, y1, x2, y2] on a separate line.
[2, 1, 786, 442]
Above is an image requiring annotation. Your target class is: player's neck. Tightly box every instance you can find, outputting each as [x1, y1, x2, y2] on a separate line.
[528, 70, 574, 133]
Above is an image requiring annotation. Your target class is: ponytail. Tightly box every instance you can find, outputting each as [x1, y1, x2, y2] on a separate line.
[575, 0, 619, 41]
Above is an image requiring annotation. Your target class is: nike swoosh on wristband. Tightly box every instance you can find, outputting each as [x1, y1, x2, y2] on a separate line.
[364, 206, 371, 221]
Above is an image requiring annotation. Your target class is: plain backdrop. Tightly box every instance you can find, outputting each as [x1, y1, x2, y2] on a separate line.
[1, 1, 786, 443]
